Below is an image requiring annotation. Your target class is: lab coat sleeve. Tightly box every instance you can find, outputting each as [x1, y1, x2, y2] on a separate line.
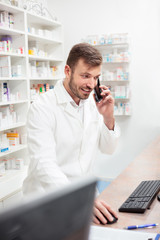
[99, 121, 120, 154]
[27, 101, 70, 191]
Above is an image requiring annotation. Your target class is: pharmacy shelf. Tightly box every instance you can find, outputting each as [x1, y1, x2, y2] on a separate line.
[28, 33, 62, 45]
[0, 1, 63, 202]
[0, 122, 26, 132]
[27, 12, 61, 27]
[0, 100, 28, 106]
[29, 55, 63, 62]
[93, 33, 131, 116]
[0, 144, 27, 158]
[0, 2, 24, 14]
[0, 26, 25, 36]
[0, 52, 26, 57]
[0, 165, 28, 200]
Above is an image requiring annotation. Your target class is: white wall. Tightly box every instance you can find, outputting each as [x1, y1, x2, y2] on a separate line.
[48, 0, 160, 179]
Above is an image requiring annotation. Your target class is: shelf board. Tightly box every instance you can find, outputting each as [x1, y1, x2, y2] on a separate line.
[0, 165, 28, 200]
[0, 26, 25, 35]
[0, 2, 24, 14]
[103, 61, 129, 64]
[27, 12, 61, 27]
[101, 80, 129, 83]
[0, 100, 28, 106]
[0, 77, 27, 81]
[114, 98, 130, 101]
[28, 33, 62, 45]
[29, 55, 63, 62]
[0, 52, 26, 57]
[30, 76, 63, 81]
[95, 43, 129, 49]
[0, 144, 27, 158]
[0, 122, 26, 132]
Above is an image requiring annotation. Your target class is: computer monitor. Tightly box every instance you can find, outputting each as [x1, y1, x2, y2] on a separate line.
[0, 177, 97, 240]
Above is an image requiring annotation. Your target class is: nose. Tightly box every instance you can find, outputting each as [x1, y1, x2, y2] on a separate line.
[86, 77, 95, 89]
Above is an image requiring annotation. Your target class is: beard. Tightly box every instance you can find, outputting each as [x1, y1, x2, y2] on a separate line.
[69, 73, 92, 100]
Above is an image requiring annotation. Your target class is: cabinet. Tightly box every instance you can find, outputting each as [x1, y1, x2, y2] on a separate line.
[84, 33, 131, 116]
[0, 2, 63, 204]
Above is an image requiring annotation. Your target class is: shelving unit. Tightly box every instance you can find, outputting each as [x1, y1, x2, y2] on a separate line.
[84, 34, 131, 116]
[0, 2, 63, 204]
[27, 9, 63, 101]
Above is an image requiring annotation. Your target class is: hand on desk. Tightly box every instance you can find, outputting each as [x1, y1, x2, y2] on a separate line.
[93, 199, 118, 225]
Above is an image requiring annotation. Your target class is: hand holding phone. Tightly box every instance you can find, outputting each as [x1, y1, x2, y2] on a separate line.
[94, 78, 103, 102]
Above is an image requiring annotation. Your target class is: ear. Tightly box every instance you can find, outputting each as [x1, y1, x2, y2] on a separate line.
[64, 65, 71, 79]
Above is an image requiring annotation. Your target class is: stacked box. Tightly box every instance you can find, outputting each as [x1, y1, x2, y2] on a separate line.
[0, 56, 11, 77]
[6, 132, 19, 146]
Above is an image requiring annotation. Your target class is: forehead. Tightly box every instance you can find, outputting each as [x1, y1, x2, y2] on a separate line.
[75, 59, 101, 74]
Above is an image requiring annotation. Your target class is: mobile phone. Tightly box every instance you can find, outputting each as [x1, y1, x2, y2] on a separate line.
[94, 78, 103, 102]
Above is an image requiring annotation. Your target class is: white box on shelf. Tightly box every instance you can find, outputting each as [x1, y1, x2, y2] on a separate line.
[15, 158, 24, 170]
[0, 56, 11, 77]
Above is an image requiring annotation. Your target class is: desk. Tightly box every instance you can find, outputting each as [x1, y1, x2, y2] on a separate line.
[98, 136, 160, 233]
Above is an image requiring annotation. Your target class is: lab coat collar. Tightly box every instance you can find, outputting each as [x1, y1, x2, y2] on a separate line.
[54, 80, 85, 123]
[54, 80, 67, 104]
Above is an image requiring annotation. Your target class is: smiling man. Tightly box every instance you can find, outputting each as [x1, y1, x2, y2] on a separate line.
[23, 43, 120, 224]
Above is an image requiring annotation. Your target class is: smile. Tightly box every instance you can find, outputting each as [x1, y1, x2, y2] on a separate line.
[81, 88, 92, 93]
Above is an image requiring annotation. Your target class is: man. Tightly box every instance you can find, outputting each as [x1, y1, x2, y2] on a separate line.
[23, 43, 120, 224]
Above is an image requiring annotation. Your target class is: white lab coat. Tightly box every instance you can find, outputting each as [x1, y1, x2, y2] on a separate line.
[23, 80, 120, 195]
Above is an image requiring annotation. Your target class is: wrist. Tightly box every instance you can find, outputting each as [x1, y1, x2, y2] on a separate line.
[104, 117, 115, 130]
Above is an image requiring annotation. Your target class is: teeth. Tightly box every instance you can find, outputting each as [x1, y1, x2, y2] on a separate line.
[82, 88, 90, 92]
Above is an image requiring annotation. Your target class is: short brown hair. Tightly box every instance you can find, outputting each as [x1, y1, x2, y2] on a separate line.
[66, 43, 102, 71]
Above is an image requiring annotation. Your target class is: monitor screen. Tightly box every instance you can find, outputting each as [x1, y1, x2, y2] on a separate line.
[0, 177, 97, 240]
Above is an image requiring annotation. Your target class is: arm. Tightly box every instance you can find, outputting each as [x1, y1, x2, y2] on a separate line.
[27, 100, 70, 191]
[93, 85, 120, 222]
[94, 85, 120, 154]
[95, 85, 115, 130]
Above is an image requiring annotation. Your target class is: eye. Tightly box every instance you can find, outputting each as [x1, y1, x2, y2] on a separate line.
[81, 74, 90, 79]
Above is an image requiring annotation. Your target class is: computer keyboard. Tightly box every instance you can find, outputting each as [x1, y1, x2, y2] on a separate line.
[119, 180, 160, 213]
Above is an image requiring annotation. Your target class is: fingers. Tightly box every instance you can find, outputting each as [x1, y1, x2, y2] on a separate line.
[100, 85, 111, 97]
[98, 86, 114, 104]
[101, 200, 118, 219]
[102, 94, 114, 104]
[93, 85, 113, 104]
[93, 199, 118, 225]
[93, 205, 107, 224]
[97, 94, 114, 105]
[93, 215, 100, 224]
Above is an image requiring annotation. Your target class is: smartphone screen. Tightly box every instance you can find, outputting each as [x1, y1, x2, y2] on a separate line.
[94, 78, 103, 102]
